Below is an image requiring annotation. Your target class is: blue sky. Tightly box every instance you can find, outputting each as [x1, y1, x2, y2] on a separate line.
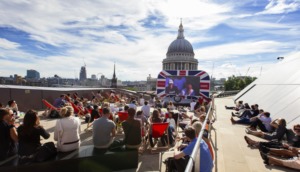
[0, 0, 299, 80]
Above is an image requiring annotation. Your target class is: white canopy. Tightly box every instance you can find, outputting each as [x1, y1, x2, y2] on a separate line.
[234, 52, 300, 127]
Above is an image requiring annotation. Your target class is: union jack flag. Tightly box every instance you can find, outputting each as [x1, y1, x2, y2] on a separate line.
[156, 70, 210, 100]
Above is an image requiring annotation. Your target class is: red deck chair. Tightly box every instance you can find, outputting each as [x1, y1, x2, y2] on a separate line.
[165, 113, 169, 119]
[118, 112, 129, 122]
[116, 112, 129, 132]
[115, 95, 120, 102]
[42, 99, 60, 111]
[70, 102, 84, 117]
[149, 122, 170, 153]
[64, 95, 72, 103]
[98, 108, 103, 117]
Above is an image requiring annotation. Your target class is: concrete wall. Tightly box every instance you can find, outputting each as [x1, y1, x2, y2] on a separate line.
[0, 87, 140, 112]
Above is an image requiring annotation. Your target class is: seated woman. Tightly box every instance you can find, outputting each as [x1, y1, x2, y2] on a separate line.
[245, 124, 300, 151]
[0, 108, 18, 161]
[149, 110, 167, 147]
[54, 106, 81, 152]
[246, 118, 287, 142]
[259, 124, 300, 170]
[258, 123, 300, 170]
[122, 108, 142, 149]
[194, 106, 206, 119]
[166, 112, 176, 133]
[260, 151, 300, 170]
[167, 102, 176, 111]
[17, 110, 50, 159]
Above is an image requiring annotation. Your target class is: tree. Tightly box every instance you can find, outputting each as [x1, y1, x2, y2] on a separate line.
[224, 76, 256, 91]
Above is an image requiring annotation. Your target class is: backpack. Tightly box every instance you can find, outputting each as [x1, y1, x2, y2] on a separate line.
[164, 157, 176, 172]
[49, 110, 60, 118]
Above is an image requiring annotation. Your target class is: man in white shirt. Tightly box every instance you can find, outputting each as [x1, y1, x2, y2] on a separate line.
[249, 111, 272, 132]
[190, 100, 196, 111]
[128, 100, 137, 110]
[141, 101, 150, 118]
[139, 96, 145, 106]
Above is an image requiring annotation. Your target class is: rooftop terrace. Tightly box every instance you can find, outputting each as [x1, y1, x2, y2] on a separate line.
[8, 97, 298, 172]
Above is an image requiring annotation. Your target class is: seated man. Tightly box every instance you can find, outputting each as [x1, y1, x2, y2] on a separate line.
[248, 111, 272, 132]
[122, 108, 142, 149]
[6, 100, 19, 116]
[93, 108, 116, 149]
[172, 127, 213, 172]
[225, 100, 244, 111]
[128, 100, 137, 110]
[231, 104, 260, 125]
[233, 104, 259, 118]
[141, 101, 150, 119]
[245, 118, 287, 142]
[53, 95, 66, 108]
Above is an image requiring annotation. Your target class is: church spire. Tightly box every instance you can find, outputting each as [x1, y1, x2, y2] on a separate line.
[177, 19, 184, 39]
[113, 62, 116, 78]
[111, 62, 117, 88]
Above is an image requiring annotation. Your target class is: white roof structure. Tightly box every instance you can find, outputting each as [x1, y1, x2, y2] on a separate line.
[234, 52, 300, 127]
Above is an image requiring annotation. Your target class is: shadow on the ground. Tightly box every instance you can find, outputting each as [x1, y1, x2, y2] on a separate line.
[265, 164, 299, 172]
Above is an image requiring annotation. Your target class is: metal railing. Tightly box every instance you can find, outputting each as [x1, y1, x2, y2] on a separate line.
[185, 95, 215, 172]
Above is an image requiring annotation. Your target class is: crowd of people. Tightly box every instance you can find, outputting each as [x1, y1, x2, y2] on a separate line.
[226, 100, 300, 170]
[0, 91, 214, 172]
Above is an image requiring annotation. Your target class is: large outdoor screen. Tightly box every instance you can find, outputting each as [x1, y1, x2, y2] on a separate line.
[165, 76, 200, 96]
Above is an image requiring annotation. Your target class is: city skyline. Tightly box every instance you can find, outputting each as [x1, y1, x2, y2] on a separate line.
[0, 0, 300, 80]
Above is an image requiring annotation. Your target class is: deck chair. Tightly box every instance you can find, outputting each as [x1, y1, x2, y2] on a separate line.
[42, 99, 60, 111]
[118, 112, 129, 122]
[116, 112, 129, 134]
[149, 122, 170, 153]
[70, 102, 85, 118]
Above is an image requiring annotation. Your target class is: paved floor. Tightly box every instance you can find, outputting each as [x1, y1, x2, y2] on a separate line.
[19, 97, 299, 172]
[213, 97, 298, 172]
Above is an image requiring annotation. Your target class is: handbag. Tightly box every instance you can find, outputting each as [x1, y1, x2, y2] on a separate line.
[57, 119, 64, 149]
[35, 142, 57, 162]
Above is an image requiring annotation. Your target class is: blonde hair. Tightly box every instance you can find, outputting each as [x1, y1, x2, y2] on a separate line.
[192, 121, 202, 136]
[60, 106, 74, 117]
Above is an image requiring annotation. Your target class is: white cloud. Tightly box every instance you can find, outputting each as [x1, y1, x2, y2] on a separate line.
[257, 0, 300, 15]
[0, 0, 299, 81]
[195, 40, 286, 60]
[0, 38, 20, 49]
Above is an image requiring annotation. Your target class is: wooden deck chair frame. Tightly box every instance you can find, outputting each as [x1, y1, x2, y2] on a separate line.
[115, 112, 129, 134]
[70, 102, 85, 118]
[42, 99, 60, 111]
[139, 124, 150, 154]
[148, 122, 170, 154]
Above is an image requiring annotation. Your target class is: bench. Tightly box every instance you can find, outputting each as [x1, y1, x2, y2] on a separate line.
[0, 145, 138, 172]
